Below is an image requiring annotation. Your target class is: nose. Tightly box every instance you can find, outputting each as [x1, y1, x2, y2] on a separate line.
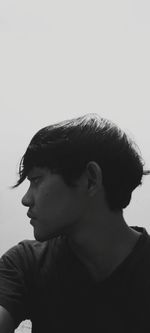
[22, 187, 34, 207]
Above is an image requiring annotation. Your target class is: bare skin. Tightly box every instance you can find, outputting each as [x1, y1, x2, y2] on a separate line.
[67, 213, 141, 282]
[22, 162, 141, 283]
[65, 162, 141, 282]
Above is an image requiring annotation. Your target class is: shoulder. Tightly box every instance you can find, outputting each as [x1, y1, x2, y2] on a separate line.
[17, 234, 67, 259]
[134, 226, 150, 265]
[0, 235, 68, 273]
[128, 227, 150, 294]
[127, 228, 150, 321]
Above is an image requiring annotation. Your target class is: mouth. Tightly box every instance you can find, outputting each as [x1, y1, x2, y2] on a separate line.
[27, 212, 36, 219]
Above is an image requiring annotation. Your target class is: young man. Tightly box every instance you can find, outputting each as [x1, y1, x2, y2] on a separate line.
[0, 113, 150, 332]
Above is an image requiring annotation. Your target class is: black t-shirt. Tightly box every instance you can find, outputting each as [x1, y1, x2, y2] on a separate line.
[0, 226, 150, 332]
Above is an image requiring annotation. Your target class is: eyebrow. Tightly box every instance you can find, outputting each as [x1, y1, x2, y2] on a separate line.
[27, 175, 38, 180]
[27, 172, 43, 180]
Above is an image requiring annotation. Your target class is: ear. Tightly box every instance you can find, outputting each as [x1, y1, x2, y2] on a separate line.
[85, 161, 103, 196]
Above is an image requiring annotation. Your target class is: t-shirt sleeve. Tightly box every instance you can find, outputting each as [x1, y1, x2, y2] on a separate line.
[0, 241, 33, 328]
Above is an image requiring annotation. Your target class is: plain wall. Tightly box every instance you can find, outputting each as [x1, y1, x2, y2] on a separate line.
[0, 0, 150, 254]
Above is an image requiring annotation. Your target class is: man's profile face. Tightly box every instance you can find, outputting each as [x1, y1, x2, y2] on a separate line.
[21, 167, 87, 241]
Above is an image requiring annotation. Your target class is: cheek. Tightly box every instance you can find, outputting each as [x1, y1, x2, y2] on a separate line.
[43, 189, 80, 220]
[36, 184, 69, 213]
[36, 180, 86, 221]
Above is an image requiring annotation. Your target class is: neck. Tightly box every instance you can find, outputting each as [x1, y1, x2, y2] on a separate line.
[67, 211, 141, 282]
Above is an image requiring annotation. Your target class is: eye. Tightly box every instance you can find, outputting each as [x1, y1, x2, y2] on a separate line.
[30, 176, 41, 185]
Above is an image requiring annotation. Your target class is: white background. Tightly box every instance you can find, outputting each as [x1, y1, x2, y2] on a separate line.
[0, 0, 150, 254]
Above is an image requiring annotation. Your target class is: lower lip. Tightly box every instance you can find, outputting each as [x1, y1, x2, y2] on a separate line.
[30, 218, 36, 225]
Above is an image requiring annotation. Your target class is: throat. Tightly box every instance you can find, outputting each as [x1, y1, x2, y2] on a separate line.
[69, 228, 141, 283]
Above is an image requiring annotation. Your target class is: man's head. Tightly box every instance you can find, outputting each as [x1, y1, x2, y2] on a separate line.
[15, 113, 149, 210]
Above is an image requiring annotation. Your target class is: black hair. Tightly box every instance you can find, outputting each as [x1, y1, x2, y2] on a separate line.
[13, 113, 150, 211]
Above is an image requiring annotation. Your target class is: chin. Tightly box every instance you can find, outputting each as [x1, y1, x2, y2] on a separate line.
[34, 230, 63, 242]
